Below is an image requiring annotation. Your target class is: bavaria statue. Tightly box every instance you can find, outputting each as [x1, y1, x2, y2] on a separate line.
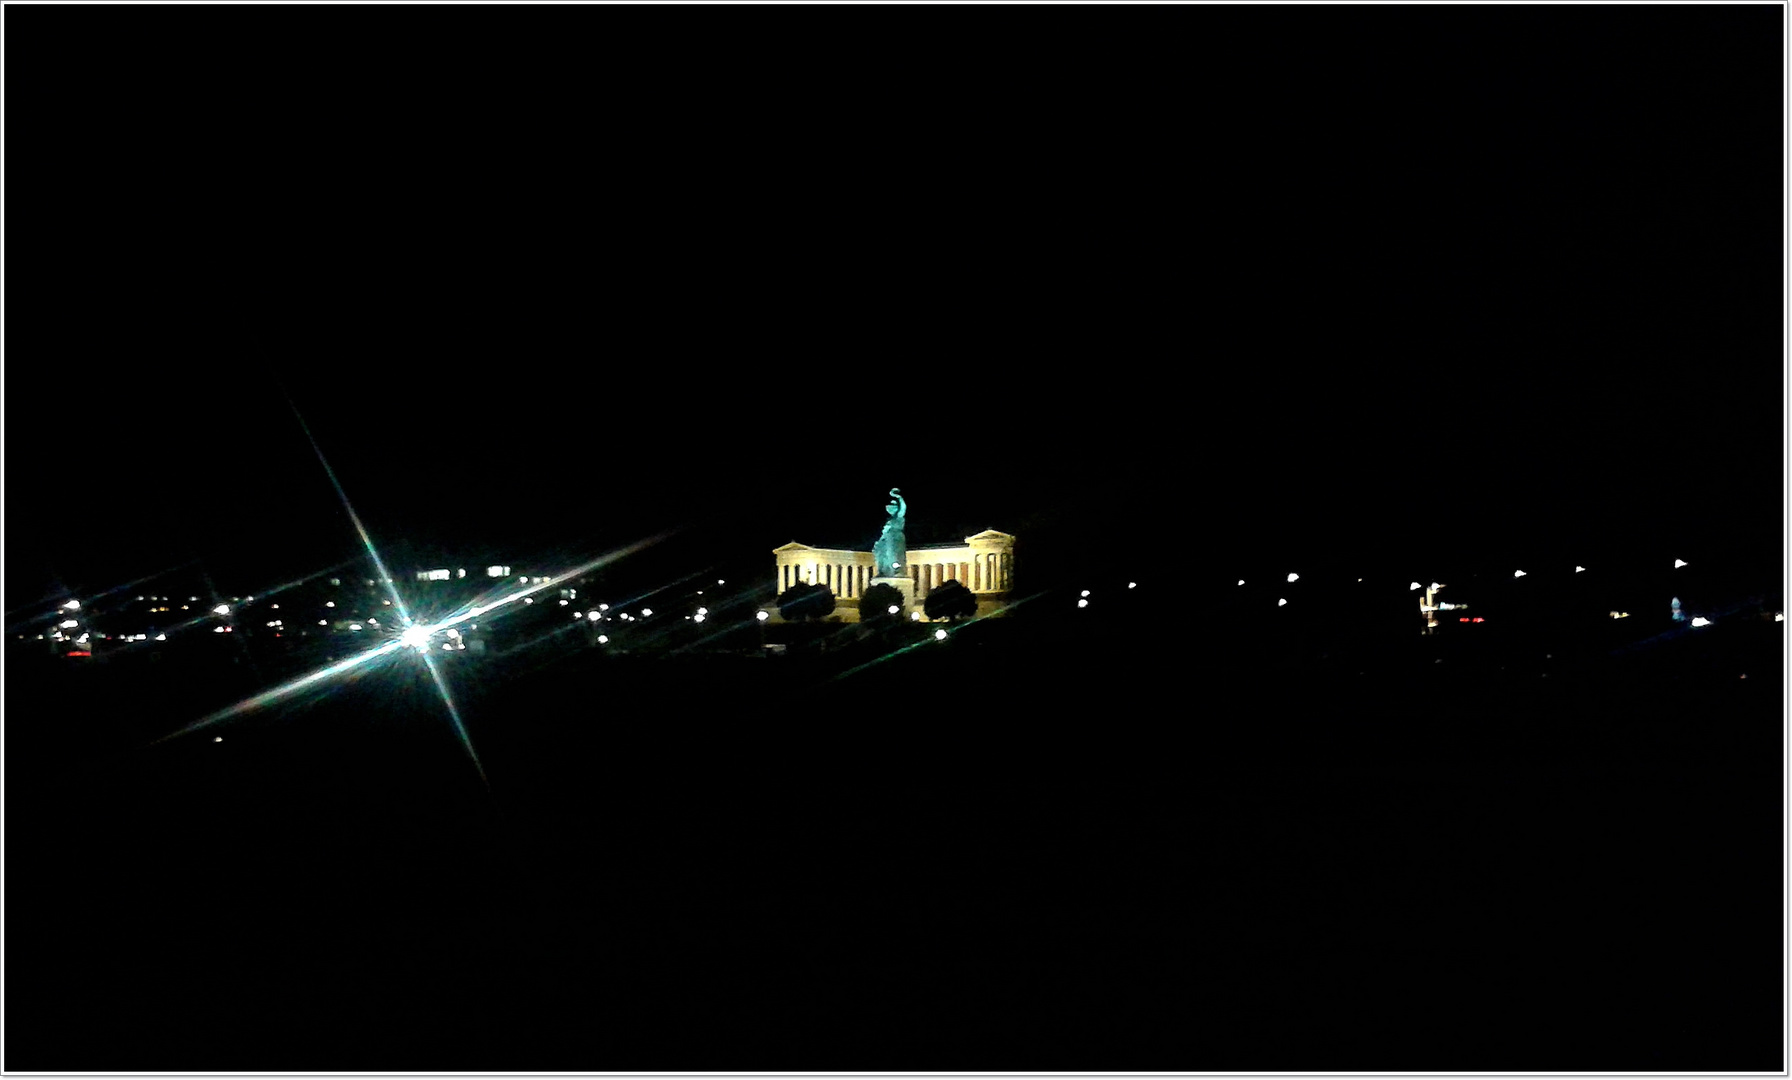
[872, 488, 907, 577]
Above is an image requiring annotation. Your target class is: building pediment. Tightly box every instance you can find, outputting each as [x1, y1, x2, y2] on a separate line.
[772, 541, 815, 553]
[965, 529, 1016, 544]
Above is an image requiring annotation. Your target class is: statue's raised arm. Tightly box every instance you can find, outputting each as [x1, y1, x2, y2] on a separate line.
[890, 488, 906, 521]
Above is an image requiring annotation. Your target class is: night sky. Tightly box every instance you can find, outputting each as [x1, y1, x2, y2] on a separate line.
[7, 5, 1782, 613]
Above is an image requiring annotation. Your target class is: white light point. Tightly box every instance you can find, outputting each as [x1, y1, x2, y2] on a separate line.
[1238, 580, 1245, 586]
[1129, 582, 1137, 589]
[694, 613, 706, 623]
[756, 611, 769, 622]
[588, 611, 602, 621]
[1513, 570, 1526, 578]
[59, 619, 78, 628]
[1081, 590, 1091, 597]
[61, 600, 80, 611]
[155, 634, 166, 641]
[1077, 599, 1088, 609]
[888, 605, 900, 615]
[1675, 559, 1688, 569]
[641, 608, 652, 617]
[1691, 616, 1712, 628]
[597, 635, 608, 645]
[1287, 573, 1299, 583]
[1278, 598, 1287, 607]
[1410, 582, 1422, 591]
[213, 604, 230, 615]
[1776, 613, 1784, 623]
[400, 625, 432, 650]
[697, 607, 708, 616]
[934, 628, 948, 641]
[1575, 566, 1586, 573]
[717, 580, 725, 586]
[910, 612, 921, 621]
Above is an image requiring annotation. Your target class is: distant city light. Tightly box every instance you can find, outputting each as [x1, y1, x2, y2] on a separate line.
[1129, 582, 1137, 589]
[320, 620, 328, 626]
[694, 613, 706, 623]
[559, 600, 569, 606]
[1513, 570, 1526, 578]
[910, 612, 921, 621]
[934, 628, 948, 641]
[1776, 613, 1784, 622]
[597, 635, 609, 644]
[697, 607, 708, 616]
[1410, 582, 1422, 591]
[756, 611, 769, 622]
[1430, 583, 1444, 591]
[155, 634, 166, 641]
[1575, 566, 1586, 573]
[213, 626, 227, 634]
[573, 611, 583, 619]
[588, 611, 602, 621]
[400, 625, 431, 650]
[326, 601, 335, 608]
[213, 604, 230, 615]
[1610, 611, 1630, 619]
[1238, 580, 1245, 586]
[1077, 599, 1088, 609]
[1287, 573, 1299, 583]
[1472, 617, 1484, 623]
[349, 623, 364, 632]
[641, 608, 652, 617]
[520, 577, 530, 584]
[1675, 559, 1688, 569]
[888, 605, 900, 615]
[59, 619, 78, 628]
[487, 566, 510, 578]
[61, 600, 79, 610]
[1691, 616, 1712, 627]
[717, 579, 726, 586]
[1081, 590, 1091, 597]
[1278, 598, 1287, 607]
[599, 604, 609, 611]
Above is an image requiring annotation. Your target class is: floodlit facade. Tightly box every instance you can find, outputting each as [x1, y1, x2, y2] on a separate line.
[772, 530, 1016, 618]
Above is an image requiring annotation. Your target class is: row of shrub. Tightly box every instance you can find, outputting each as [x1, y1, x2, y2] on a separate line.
[774, 578, 979, 623]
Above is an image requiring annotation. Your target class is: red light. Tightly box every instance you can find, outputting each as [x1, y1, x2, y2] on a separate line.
[65, 650, 90, 657]
[1473, 617, 1484, 623]
[1459, 617, 1470, 622]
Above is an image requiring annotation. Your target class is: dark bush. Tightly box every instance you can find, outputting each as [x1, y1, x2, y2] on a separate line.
[860, 582, 905, 622]
[923, 579, 977, 622]
[777, 581, 836, 622]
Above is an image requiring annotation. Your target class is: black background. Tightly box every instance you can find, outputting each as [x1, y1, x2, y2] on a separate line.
[5, 3, 1784, 1072]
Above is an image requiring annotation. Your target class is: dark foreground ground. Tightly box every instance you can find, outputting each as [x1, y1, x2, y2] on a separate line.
[6, 605, 1784, 1071]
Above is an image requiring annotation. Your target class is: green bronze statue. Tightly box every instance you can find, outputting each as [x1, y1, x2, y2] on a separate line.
[872, 488, 907, 577]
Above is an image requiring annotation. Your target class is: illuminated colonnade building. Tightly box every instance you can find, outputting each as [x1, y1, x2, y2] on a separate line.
[772, 530, 1016, 615]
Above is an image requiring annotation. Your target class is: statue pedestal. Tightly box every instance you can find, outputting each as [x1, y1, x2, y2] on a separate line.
[868, 575, 915, 614]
